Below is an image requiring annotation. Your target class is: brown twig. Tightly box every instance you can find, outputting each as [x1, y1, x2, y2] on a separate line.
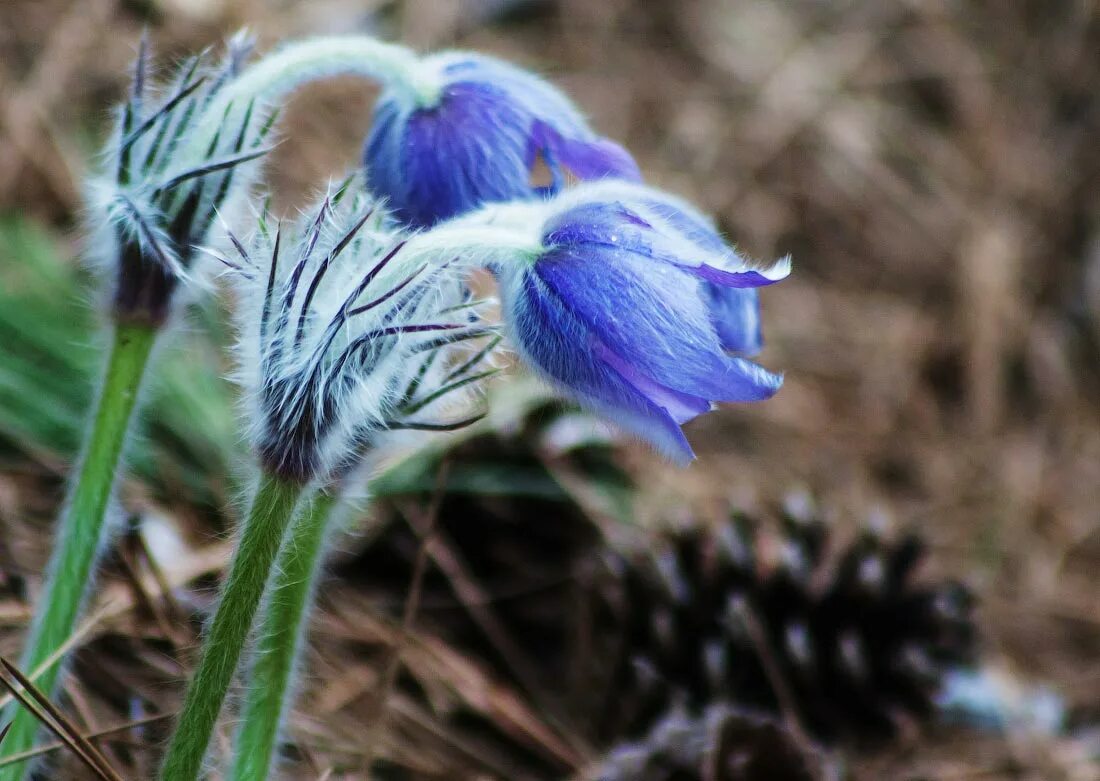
[732, 598, 816, 754]
[63, 681, 127, 776]
[403, 509, 591, 766]
[0, 603, 112, 713]
[0, 713, 172, 768]
[115, 534, 172, 643]
[130, 524, 189, 640]
[0, 657, 124, 781]
[364, 460, 451, 766]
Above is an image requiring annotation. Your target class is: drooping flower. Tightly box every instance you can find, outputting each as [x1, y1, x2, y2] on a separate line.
[360, 48, 769, 357]
[91, 33, 276, 325]
[363, 51, 641, 228]
[220, 179, 497, 483]
[489, 181, 789, 463]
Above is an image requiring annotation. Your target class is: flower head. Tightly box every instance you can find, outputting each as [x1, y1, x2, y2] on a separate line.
[491, 181, 789, 463]
[92, 33, 275, 325]
[222, 180, 497, 483]
[363, 52, 641, 228]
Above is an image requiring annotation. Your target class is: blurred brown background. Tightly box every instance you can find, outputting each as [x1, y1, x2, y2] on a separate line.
[1, 0, 1098, 778]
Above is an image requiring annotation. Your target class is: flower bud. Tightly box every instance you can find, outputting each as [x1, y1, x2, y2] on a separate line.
[223, 180, 496, 483]
[93, 34, 273, 325]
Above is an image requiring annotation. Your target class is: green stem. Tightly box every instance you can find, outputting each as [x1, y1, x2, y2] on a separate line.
[0, 322, 156, 781]
[230, 489, 340, 781]
[179, 36, 434, 175]
[159, 475, 304, 781]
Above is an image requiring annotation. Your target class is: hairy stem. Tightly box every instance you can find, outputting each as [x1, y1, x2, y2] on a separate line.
[0, 322, 156, 781]
[159, 475, 304, 781]
[230, 489, 340, 781]
[179, 36, 432, 174]
[401, 219, 543, 269]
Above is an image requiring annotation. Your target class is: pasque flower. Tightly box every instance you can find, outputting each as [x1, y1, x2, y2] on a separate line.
[364, 51, 641, 227]
[490, 181, 789, 463]
[360, 50, 765, 356]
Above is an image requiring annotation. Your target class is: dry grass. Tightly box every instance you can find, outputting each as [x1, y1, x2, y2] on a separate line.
[0, 0, 1097, 778]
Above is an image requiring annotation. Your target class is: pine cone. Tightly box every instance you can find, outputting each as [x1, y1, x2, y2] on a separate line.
[594, 705, 819, 781]
[584, 508, 977, 745]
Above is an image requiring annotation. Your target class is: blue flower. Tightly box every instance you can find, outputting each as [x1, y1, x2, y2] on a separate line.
[364, 52, 641, 228]
[494, 182, 788, 463]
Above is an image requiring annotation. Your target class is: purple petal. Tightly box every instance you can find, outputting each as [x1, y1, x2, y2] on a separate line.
[706, 285, 763, 356]
[640, 196, 728, 253]
[365, 53, 643, 228]
[543, 200, 788, 289]
[507, 270, 699, 462]
[531, 120, 643, 182]
[692, 261, 790, 288]
[365, 82, 537, 227]
[596, 343, 711, 424]
[534, 244, 783, 403]
[638, 196, 791, 287]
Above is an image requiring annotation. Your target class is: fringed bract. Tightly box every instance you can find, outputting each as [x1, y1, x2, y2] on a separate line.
[95, 33, 274, 325]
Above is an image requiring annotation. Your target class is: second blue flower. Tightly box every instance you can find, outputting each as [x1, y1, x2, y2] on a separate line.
[364, 52, 641, 227]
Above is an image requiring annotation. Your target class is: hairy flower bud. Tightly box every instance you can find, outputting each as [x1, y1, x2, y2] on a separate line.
[222, 179, 497, 483]
[92, 33, 274, 326]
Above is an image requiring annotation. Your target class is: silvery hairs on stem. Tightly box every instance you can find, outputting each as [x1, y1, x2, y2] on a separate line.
[89, 32, 276, 326]
[218, 175, 500, 485]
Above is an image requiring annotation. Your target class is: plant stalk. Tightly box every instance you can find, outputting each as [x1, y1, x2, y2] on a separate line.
[230, 489, 340, 781]
[159, 475, 304, 781]
[179, 36, 434, 176]
[0, 322, 156, 781]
